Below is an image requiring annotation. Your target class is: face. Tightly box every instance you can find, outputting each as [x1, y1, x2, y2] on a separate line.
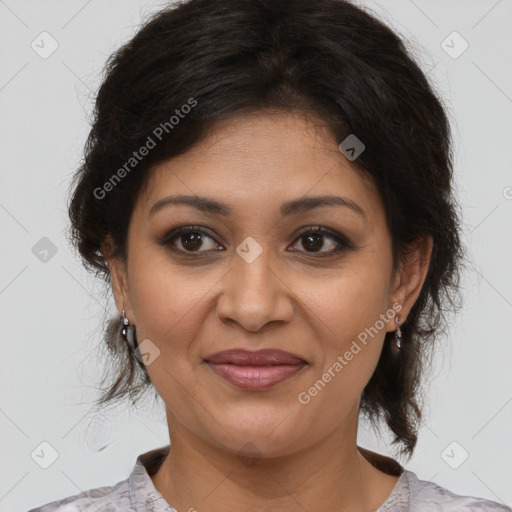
[108, 110, 429, 459]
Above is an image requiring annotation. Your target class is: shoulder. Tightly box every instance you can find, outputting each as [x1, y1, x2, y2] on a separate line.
[27, 478, 130, 511]
[403, 470, 511, 511]
[27, 445, 172, 512]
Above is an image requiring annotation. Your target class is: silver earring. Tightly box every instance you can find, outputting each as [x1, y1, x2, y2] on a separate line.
[121, 309, 137, 351]
[395, 316, 402, 349]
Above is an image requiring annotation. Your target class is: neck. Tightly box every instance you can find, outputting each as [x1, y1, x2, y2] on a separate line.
[150, 413, 400, 512]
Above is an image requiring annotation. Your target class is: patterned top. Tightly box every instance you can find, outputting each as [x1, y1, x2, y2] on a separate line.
[28, 445, 511, 512]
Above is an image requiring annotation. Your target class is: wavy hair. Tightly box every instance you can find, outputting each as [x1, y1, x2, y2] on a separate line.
[67, 0, 465, 458]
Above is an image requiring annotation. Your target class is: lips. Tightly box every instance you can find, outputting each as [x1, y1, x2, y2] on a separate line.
[204, 348, 306, 366]
[204, 349, 307, 390]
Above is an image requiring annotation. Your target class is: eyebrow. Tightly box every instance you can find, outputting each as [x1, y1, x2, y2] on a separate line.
[149, 194, 366, 219]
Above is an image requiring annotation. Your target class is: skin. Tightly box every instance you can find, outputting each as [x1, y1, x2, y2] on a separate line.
[106, 110, 432, 512]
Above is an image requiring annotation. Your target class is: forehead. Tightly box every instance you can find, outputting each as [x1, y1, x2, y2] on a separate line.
[136, 111, 383, 222]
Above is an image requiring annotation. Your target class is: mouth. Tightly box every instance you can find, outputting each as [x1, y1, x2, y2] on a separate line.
[204, 348, 308, 390]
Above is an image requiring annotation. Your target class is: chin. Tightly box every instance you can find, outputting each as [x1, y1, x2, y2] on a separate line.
[208, 418, 308, 460]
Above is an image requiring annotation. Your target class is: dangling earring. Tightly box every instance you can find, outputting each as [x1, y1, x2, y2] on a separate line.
[121, 309, 137, 351]
[395, 316, 402, 349]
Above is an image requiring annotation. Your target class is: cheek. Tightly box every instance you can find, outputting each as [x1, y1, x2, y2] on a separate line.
[295, 254, 392, 393]
[302, 258, 391, 344]
[127, 247, 217, 344]
[126, 252, 215, 407]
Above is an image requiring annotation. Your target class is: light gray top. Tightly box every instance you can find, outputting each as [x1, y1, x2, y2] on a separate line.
[28, 445, 511, 511]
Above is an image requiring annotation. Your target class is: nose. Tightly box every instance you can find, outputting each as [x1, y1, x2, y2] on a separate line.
[215, 245, 294, 332]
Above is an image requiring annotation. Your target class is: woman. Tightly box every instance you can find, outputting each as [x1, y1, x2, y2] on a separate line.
[29, 0, 510, 510]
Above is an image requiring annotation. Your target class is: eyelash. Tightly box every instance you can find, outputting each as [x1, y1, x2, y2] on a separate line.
[159, 225, 355, 259]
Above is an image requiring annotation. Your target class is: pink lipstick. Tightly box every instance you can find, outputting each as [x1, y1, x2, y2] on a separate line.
[204, 349, 307, 390]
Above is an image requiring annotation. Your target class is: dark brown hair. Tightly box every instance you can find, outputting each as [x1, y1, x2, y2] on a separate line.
[67, 0, 465, 458]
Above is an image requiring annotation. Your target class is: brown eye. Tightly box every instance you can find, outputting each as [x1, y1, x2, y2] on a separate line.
[289, 227, 353, 258]
[178, 231, 205, 251]
[161, 226, 223, 254]
[300, 232, 325, 252]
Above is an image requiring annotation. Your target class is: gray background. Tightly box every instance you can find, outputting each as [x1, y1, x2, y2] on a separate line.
[1, 0, 511, 510]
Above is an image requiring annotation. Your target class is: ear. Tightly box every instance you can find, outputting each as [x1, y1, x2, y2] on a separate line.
[102, 237, 134, 321]
[385, 235, 433, 332]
